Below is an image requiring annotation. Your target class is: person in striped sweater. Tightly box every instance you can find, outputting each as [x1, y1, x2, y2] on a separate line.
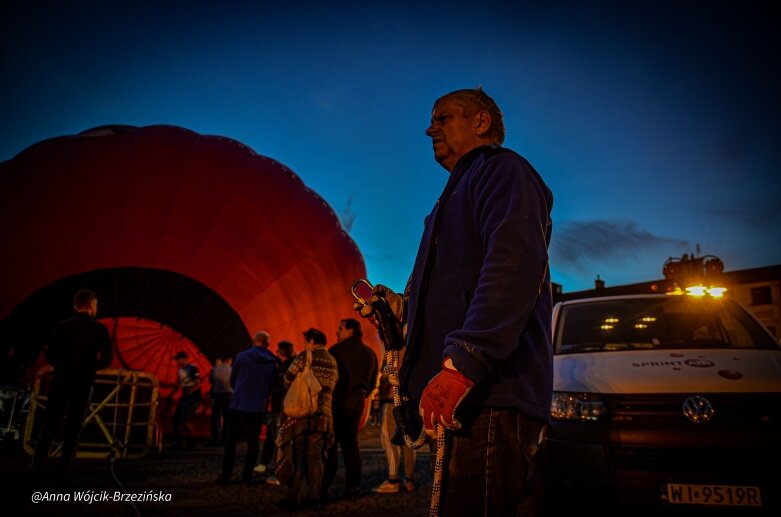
[275, 328, 338, 510]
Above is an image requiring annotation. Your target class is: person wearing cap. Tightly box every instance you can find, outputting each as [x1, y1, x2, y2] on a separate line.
[172, 350, 202, 449]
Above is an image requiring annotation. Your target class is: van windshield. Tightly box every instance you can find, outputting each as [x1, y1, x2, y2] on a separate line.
[555, 297, 779, 354]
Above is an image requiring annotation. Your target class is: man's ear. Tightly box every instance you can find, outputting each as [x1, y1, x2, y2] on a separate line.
[475, 110, 492, 137]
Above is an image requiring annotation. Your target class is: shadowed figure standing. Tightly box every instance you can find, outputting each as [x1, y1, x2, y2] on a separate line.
[30, 289, 113, 483]
[322, 318, 378, 501]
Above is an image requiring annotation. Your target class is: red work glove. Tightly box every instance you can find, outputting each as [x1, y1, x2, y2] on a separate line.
[419, 358, 474, 438]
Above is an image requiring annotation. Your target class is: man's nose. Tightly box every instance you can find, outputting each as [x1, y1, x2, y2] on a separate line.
[425, 125, 436, 137]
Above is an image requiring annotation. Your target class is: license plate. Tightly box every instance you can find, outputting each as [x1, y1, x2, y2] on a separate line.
[665, 483, 762, 507]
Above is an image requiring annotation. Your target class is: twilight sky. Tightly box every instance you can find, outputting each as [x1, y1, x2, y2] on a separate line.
[2, 1, 779, 293]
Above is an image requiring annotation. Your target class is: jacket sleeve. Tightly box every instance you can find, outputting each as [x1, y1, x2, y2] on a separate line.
[268, 360, 278, 392]
[96, 323, 113, 370]
[443, 153, 552, 384]
[44, 325, 64, 368]
[229, 358, 239, 389]
[283, 353, 305, 389]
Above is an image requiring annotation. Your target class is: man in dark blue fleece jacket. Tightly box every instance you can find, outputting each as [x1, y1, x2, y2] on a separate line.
[217, 331, 277, 485]
[367, 88, 554, 516]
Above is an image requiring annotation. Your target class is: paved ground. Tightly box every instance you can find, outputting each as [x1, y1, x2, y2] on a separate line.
[0, 424, 433, 517]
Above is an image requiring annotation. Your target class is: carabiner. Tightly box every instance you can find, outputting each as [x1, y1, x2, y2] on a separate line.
[351, 278, 374, 308]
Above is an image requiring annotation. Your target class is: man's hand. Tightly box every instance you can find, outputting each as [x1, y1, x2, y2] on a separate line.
[353, 283, 403, 318]
[353, 283, 404, 332]
[353, 301, 381, 328]
[419, 358, 474, 438]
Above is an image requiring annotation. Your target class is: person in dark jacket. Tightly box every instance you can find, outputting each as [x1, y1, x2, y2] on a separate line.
[208, 356, 232, 446]
[256, 339, 295, 476]
[30, 289, 113, 482]
[217, 331, 277, 485]
[172, 350, 202, 449]
[322, 318, 378, 500]
[357, 88, 554, 516]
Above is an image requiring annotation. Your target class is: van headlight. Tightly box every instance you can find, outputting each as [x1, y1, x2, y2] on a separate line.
[551, 392, 608, 421]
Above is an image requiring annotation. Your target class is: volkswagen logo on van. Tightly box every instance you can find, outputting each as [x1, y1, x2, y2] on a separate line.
[682, 395, 714, 423]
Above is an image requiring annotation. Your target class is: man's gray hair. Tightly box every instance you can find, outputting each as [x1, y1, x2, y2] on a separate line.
[253, 331, 270, 347]
[435, 87, 506, 145]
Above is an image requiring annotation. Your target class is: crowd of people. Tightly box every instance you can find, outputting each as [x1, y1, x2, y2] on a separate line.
[30, 300, 410, 509]
[27, 87, 553, 516]
[169, 318, 413, 511]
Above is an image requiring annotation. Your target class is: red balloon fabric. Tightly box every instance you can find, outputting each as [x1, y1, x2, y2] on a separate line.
[102, 317, 211, 400]
[0, 125, 381, 385]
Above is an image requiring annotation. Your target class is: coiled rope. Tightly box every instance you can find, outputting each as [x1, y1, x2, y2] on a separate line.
[384, 350, 445, 517]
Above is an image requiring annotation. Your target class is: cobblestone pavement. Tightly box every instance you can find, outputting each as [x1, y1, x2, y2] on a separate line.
[1, 424, 433, 517]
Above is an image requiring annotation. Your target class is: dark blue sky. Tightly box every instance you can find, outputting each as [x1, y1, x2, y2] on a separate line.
[2, 1, 779, 292]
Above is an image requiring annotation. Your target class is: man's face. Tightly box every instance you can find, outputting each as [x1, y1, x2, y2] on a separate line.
[336, 322, 352, 342]
[88, 299, 98, 318]
[176, 357, 188, 368]
[76, 299, 98, 317]
[426, 98, 483, 172]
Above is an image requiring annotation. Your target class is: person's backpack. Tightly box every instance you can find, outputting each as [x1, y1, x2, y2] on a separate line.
[283, 350, 322, 418]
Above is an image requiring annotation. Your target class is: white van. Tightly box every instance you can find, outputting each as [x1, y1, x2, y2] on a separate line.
[541, 293, 781, 514]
